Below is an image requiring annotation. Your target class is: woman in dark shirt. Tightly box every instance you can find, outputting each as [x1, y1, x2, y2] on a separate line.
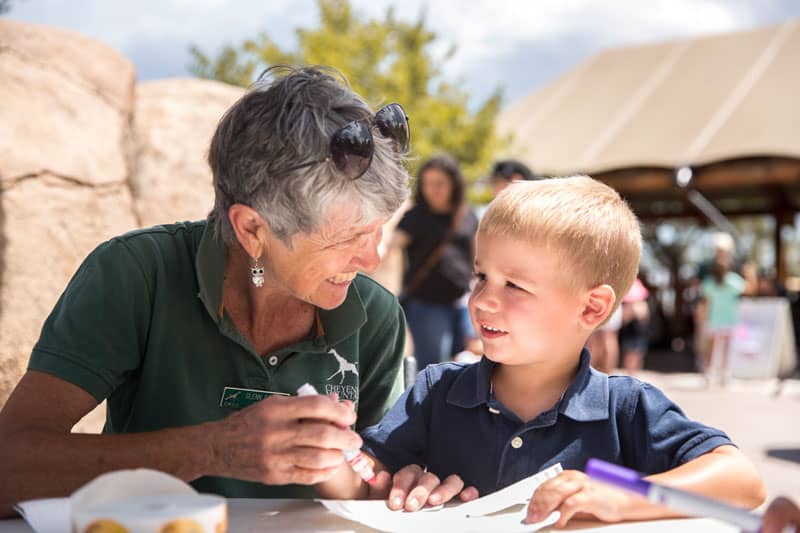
[388, 155, 478, 370]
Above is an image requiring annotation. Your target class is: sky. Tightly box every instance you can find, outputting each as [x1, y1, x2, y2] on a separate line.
[8, 0, 800, 110]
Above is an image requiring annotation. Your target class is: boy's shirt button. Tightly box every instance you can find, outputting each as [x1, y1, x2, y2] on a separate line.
[511, 436, 523, 449]
[268, 355, 279, 366]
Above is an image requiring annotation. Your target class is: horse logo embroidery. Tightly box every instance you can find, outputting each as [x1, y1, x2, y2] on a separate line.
[327, 348, 359, 384]
[223, 390, 241, 402]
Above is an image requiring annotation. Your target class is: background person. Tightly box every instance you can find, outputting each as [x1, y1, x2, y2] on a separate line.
[488, 159, 537, 197]
[388, 154, 479, 370]
[701, 251, 746, 386]
[619, 277, 650, 375]
[587, 306, 622, 374]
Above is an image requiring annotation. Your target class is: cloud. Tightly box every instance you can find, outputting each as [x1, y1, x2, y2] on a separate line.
[125, 34, 195, 80]
[9, 0, 800, 106]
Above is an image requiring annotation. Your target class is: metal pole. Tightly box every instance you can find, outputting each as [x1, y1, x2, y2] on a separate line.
[403, 356, 418, 390]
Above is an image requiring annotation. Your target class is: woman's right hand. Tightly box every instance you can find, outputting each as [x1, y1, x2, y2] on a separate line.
[208, 393, 362, 486]
[375, 464, 478, 511]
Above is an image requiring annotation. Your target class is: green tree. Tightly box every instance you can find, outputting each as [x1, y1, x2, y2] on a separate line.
[189, 0, 508, 188]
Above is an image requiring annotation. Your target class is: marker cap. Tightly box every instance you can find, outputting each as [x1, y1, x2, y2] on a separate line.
[585, 459, 650, 497]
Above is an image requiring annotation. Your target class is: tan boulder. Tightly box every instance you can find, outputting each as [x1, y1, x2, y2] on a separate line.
[131, 79, 244, 226]
[0, 22, 247, 432]
[0, 19, 135, 187]
[0, 177, 138, 406]
[0, 21, 138, 420]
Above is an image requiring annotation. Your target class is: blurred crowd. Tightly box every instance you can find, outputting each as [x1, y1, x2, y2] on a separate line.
[387, 155, 799, 381]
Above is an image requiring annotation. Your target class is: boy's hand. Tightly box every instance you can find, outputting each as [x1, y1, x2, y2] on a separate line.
[526, 470, 633, 527]
[379, 464, 479, 512]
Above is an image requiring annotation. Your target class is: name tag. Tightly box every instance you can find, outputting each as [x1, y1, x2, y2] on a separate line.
[219, 386, 289, 409]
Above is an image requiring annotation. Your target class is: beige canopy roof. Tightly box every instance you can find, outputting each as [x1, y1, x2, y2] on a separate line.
[498, 20, 800, 175]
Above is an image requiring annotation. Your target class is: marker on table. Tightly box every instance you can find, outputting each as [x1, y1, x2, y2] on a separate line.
[296, 383, 376, 484]
[586, 458, 762, 532]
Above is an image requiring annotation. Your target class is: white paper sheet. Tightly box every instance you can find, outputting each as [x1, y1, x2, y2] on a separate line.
[319, 463, 563, 532]
[14, 498, 71, 533]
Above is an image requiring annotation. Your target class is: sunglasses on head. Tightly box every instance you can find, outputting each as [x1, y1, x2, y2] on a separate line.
[277, 103, 409, 180]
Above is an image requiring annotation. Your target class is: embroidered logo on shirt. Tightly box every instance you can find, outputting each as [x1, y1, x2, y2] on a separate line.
[327, 347, 359, 384]
[223, 390, 241, 403]
[219, 386, 289, 409]
[324, 383, 358, 404]
[325, 348, 359, 403]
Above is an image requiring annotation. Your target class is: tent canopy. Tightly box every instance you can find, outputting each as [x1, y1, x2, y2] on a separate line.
[498, 21, 800, 279]
[498, 20, 800, 178]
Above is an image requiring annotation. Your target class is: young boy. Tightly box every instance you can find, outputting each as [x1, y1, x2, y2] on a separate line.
[318, 176, 765, 527]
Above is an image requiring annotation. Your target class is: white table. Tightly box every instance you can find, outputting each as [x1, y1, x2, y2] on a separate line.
[0, 498, 741, 532]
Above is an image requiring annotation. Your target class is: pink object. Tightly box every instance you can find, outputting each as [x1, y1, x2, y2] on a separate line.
[296, 383, 376, 484]
[344, 449, 377, 484]
[623, 278, 649, 303]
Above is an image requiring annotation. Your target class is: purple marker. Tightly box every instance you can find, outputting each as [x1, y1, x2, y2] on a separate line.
[586, 458, 762, 532]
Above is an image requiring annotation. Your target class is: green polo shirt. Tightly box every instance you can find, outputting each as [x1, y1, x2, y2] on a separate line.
[28, 220, 406, 498]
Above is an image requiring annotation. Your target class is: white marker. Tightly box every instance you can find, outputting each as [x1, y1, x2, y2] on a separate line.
[296, 383, 376, 484]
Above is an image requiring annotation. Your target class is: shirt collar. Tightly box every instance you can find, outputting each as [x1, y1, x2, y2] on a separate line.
[446, 349, 609, 422]
[559, 349, 610, 421]
[196, 221, 226, 323]
[194, 221, 367, 346]
[446, 356, 494, 409]
[318, 282, 367, 346]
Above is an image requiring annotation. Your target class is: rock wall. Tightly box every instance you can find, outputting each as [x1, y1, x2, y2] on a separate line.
[131, 79, 243, 226]
[0, 21, 245, 424]
[0, 20, 140, 411]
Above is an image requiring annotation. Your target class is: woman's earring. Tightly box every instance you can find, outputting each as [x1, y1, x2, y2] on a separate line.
[250, 258, 265, 288]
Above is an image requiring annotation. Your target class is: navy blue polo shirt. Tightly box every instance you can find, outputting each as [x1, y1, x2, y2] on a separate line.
[361, 350, 733, 496]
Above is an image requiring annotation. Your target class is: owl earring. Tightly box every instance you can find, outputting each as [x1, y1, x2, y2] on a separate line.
[250, 257, 265, 288]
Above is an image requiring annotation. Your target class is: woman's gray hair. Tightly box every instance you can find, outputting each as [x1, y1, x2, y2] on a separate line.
[208, 65, 410, 246]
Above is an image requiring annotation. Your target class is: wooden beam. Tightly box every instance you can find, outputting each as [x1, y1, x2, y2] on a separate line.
[599, 171, 672, 194]
[694, 158, 800, 190]
[587, 157, 800, 286]
[593, 157, 800, 195]
[775, 211, 795, 282]
[634, 205, 800, 221]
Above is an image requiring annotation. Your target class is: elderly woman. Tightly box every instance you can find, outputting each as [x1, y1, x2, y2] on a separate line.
[0, 66, 410, 512]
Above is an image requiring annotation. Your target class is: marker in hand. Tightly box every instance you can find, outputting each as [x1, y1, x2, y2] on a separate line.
[296, 383, 376, 484]
[586, 458, 762, 532]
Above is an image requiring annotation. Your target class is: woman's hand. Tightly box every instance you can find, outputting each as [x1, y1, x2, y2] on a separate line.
[208, 393, 362, 486]
[526, 470, 635, 527]
[370, 464, 478, 511]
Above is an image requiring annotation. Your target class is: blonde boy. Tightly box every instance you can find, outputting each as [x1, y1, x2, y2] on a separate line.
[320, 177, 765, 526]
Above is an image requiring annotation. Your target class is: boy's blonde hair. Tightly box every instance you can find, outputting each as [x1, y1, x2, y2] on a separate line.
[480, 176, 641, 314]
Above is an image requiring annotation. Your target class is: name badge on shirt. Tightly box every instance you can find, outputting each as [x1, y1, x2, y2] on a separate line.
[219, 386, 289, 409]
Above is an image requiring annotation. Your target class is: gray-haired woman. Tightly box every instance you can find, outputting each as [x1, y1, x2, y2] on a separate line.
[0, 66, 412, 511]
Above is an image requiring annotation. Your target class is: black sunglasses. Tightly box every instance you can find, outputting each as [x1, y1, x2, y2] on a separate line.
[277, 103, 409, 180]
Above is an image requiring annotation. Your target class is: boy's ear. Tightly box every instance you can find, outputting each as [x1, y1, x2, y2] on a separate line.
[579, 284, 616, 330]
